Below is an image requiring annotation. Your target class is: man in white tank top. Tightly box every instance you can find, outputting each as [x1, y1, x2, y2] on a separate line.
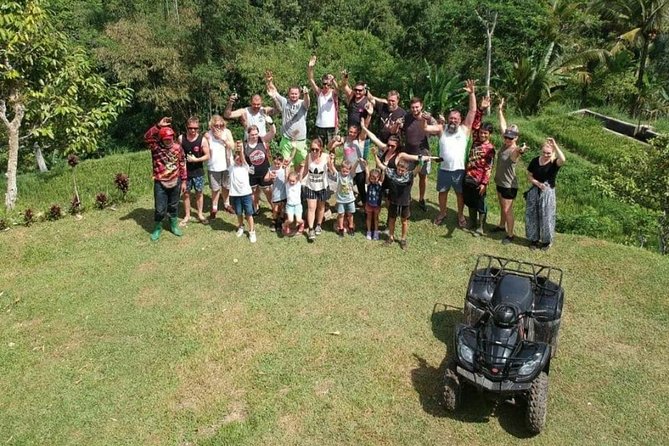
[422, 79, 477, 228]
[224, 93, 275, 139]
[307, 55, 338, 144]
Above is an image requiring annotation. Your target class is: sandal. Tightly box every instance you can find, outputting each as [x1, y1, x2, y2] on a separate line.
[458, 216, 467, 228]
[179, 218, 190, 227]
[433, 214, 446, 225]
[224, 205, 235, 214]
[197, 215, 209, 225]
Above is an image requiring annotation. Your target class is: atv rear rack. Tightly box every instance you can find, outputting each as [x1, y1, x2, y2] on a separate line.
[473, 254, 563, 297]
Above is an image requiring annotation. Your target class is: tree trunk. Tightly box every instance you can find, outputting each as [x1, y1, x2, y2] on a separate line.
[0, 91, 26, 210]
[476, 10, 497, 115]
[633, 36, 650, 117]
[34, 143, 48, 172]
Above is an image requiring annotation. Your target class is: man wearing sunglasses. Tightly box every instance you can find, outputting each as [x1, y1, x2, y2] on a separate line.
[178, 116, 210, 225]
[307, 55, 339, 145]
[340, 71, 369, 128]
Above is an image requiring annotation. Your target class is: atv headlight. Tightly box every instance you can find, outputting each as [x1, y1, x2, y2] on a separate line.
[458, 342, 474, 366]
[518, 352, 542, 376]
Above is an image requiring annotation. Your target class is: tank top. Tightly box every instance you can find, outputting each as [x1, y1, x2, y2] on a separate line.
[181, 134, 204, 178]
[305, 155, 328, 191]
[316, 90, 337, 128]
[271, 167, 287, 202]
[207, 130, 229, 172]
[244, 140, 270, 176]
[495, 147, 518, 188]
[347, 96, 368, 128]
[439, 127, 468, 171]
[244, 108, 268, 139]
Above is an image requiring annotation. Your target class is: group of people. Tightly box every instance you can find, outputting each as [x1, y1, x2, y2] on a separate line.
[144, 56, 566, 250]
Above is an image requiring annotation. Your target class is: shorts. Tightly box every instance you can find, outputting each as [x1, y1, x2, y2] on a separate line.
[208, 171, 229, 191]
[286, 203, 303, 219]
[388, 204, 411, 219]
[437, 169, 464, 193]
[315, 127, 336, 145]
[186, 176, 205, 193]
[365, 204, 381, 214]
[272, 198, 287, 205]
[303, 187, 328, 201]
[336, 201, 356, 214]
[496, 185, 518, 200]
[279, 137, 307, 166]
[231, 194, 254, 217]
[250, 173, 271, 188]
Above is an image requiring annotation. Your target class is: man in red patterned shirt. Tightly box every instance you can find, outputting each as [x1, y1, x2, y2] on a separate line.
[144, 117, 188, 241]
[463, 99, 495, 236]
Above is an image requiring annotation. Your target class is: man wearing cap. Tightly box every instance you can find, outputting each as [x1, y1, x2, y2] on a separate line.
[307, 55, 338, 145]
[144, 117, 188, 241]
[422, 79, 477, 228]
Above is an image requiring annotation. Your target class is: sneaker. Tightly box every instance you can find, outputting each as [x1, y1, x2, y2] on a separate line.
[314, 225, 322, 236]
[399, 239, 408, 251]
[209, 210, 217, 220]
[308, 228, 316, 242]
[384, 238, 394, 246]
[270, 221, 277, 232]
[491, 226, 505, 233]
[366, 231, 372, 240]
[348, 228, 355, 237]
[540, 242, 551, 251]
[529, 240, 539, 250]
[282, 226, 291, 236]
[418, 199, 427, 211]
[373, 231, 380, 241]
[297, 222, 305, 234]
[338, 228, 345, 238]
[236, 226, 244, 237]
[249, 230, 257, 243]
[501, 236, 514, 245]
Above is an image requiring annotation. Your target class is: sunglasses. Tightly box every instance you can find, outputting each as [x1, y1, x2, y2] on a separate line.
[354, 89, 364, 93]
[387, 144, 397, 149]
[188, 127, 199, 130]
[310, 148, 320, 152]
[213, 124, 225, 128]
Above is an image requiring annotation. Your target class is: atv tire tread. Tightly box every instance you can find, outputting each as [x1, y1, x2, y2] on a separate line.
[442, 358, 460, 411]
[526, 371, 549, 434]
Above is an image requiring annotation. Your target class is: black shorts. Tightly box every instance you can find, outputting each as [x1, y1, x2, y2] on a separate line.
[303, 187, 328, 201]
[496, 185, 518, 200]
[388, 203, 411, 219]
[249, 173, 271, 188]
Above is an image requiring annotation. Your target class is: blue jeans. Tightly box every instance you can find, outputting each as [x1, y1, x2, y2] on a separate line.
[154, 180, 181, 222]
[231, 194, 254, 216]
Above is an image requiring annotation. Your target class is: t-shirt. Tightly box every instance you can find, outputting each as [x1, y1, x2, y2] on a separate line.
[342, 139, 365, 174]
[528, 157, 561, 188]
[439, 126, 468, 171]
[305, 155, 328, 191]
[385, 168, 414, 206]
[329, 171, 356, 204]
[347, 96, 368, 128]
[270, 167, 287, 202]
[375, 102, 405, 143]
[276, 94, 308, 140]
[402, 113, 430, 155]
[286, 181, 302, 205]
[228, 163, 252, 197]
[367, 183, 383, 207]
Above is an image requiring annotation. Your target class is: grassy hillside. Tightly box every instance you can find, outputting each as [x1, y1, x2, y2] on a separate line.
[1, 184, 668, 444]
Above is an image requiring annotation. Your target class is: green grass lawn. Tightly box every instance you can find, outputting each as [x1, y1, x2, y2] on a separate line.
[1, 181, 668, 444]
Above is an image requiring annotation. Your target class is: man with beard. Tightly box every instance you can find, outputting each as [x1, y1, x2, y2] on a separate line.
[367, 89, 405, 143]
[340, 70, 368, 128]
[307, 55, 339, 144]
[422, 79, 477, 228]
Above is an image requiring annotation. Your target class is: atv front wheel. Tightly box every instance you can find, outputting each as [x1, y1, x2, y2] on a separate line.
[525, 371, 549, 434]
[442, 359, 461, 411]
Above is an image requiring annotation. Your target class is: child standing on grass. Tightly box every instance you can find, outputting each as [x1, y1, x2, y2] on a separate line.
[283, 165, 306, 236]
[327, 154, 360, 237]
[228, 140, 257, 243]
[265, 153, 287, 232]
[374, 147, 442, 250]
[364, 164, 384, 240]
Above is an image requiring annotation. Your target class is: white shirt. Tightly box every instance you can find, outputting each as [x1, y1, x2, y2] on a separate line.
[286, 182, 302, 205]
[316, 90, 337, 128]
[207, 129, 231, 172]
[228, 163, 252, 197]
[439, 126, 468, 171]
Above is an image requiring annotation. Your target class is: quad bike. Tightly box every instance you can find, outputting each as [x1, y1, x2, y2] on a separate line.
[443, 255, 564, 434]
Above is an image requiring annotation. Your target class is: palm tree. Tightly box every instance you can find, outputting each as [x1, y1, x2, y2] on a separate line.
[596, 0, 669, 113]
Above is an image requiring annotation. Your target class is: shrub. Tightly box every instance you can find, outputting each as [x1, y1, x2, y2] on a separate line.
[47, 204, 63, 221]
[24, 209, 35, 226]
[114, 172, 130, 196]
[95, 192, 109, 209]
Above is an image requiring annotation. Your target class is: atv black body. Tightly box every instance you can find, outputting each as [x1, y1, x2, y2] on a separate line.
[443, 255, 564, 434]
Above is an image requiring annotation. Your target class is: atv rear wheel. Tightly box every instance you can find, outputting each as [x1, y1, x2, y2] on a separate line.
[526, 371, 549, 434]
[442, 358, 460, 411]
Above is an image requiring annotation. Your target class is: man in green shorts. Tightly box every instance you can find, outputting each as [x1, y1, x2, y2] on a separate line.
[266, 70, 310, 166]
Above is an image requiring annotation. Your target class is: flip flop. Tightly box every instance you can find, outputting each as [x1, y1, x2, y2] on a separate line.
[433, 214, 446, 225]
[197, 216, 209, 225]
[458, 216, 467, 228]
[179, 218, 190, 227]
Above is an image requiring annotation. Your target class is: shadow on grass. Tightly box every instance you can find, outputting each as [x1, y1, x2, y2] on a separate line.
[120, 207, 154, 233]
[409, 303, 536, 438]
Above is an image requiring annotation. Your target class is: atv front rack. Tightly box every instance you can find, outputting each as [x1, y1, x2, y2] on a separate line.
[473, 254, 563, 298]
